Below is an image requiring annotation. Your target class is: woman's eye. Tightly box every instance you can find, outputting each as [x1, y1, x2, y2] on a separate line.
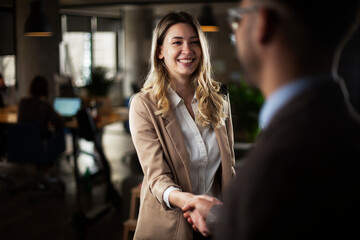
[172, 41, 181, 45]
[192, 41, 200, 45]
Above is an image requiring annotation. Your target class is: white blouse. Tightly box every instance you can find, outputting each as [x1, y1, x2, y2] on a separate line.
[163, 88, 221, 208]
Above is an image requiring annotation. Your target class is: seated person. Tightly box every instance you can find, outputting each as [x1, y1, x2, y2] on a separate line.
[18, 75, 65, 177]
[18, 75, 64, 139]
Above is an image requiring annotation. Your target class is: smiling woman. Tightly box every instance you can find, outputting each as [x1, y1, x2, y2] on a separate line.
[129, 11, 235, 240]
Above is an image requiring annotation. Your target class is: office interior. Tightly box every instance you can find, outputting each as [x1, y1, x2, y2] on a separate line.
[0, 0, 359, 239]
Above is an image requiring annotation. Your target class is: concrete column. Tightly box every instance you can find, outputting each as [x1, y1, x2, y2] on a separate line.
[16, 0, 61, 101]
[123, 6, 152, 98]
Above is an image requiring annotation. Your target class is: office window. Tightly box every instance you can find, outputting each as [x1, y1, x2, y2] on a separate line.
[93, 32, 117, 79]
[0, 8, 16, 86]
[62, 32, 91, 87]
[60, 15, 122, 87]
[0, 55, 16, 86]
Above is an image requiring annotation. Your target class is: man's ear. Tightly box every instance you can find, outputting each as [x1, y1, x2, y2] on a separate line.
[256, 7, 277, 45]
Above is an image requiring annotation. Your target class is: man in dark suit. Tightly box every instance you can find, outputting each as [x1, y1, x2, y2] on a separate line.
[182, 0, 360, 239]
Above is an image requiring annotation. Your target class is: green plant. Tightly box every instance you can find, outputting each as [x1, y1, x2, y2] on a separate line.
[228, 80, 264, 142]
[84, 66, 113, 96]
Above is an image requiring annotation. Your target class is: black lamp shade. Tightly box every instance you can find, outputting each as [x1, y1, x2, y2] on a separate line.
[199, 5, 219, 32]
[24, 1, 53, 37]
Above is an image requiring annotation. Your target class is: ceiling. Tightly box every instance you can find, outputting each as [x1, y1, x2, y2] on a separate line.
[60, 0, 237, 7]
[0, 0, 238, 18]
[0, 0, 237, 8]
[58, 0, 237, 19]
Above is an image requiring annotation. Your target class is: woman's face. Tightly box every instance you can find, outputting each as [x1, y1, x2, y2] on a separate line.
[158, 23, 202, 81]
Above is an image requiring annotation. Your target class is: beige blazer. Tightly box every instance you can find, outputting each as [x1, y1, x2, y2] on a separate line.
[129, 91, 235, 240]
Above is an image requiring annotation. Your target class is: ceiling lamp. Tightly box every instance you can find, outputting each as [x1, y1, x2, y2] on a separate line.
[24, 1, 53, 37]
[199, 5, 219, 32]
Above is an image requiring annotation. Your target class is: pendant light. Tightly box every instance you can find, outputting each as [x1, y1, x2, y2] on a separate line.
[24, 1, 53, 37]
[199, 5, 219, 32]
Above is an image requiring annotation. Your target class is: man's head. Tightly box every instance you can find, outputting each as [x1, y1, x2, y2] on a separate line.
[230, 0, 359, 90]
[252, 0, 358, 53]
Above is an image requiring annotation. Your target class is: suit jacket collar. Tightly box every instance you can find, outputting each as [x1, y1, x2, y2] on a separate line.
[260, 74, 334, 129]
[261, 77, 341, 137]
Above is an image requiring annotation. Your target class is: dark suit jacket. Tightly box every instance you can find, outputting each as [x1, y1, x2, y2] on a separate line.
[216, 78, 360, 239]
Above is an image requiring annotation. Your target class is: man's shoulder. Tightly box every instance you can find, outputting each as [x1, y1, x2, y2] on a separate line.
[266, 79, 351, 130]
[247, 83, 360, 162]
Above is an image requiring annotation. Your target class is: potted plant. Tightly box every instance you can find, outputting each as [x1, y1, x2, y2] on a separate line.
[84, 66, 113, 97]
[228, 80, 264, 143]
[82, 66, 114, 115]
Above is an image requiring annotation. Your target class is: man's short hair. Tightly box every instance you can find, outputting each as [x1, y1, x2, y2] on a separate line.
[255, 0, 359, 53]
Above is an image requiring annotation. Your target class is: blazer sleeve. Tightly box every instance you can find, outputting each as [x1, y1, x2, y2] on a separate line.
[225, 92, 236, 177]
[129, 94, 182, 209]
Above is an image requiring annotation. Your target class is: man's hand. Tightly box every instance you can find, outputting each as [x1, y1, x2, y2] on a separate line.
[182, 195, 222, 236]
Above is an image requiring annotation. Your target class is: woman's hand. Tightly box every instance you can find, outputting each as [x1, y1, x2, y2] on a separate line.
[182, 195, 222, 236]
[168, 190, 195, 209]
[182, 195, 221, 218]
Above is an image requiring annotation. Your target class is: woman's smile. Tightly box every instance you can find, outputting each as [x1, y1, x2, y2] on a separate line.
[178, 58, 195, 64]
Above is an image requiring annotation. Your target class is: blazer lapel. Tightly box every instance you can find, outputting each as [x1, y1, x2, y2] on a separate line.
[214, 124, 233, 191]
[162, 109, 192, 191]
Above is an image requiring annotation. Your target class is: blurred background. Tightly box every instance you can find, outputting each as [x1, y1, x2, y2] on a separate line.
[0, 0, 359, 239]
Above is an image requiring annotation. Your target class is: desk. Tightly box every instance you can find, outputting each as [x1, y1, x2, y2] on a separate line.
[0, 106, 129, 189]
[0, 106, 129, 128]
[0, 106, 18, 124]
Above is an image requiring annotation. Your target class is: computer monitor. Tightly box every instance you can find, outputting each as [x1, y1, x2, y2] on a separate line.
[53, 97, 81, 118]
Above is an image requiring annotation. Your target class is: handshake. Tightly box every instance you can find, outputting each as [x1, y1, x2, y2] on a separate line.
[181, 195, 223, 237]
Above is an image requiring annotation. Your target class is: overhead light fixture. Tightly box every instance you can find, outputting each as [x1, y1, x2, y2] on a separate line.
[24, 1, 53, 37]
[199, 5, 219, 32]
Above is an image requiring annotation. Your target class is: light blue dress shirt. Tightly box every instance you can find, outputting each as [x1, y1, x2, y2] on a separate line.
[259, 74, 332, 129]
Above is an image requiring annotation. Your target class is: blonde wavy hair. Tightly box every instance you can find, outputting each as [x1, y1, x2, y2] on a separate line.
[142, 11, 227, 128]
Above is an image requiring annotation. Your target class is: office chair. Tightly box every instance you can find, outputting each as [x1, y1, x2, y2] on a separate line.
[3, 123, 66, 200]
[71, 108, 122, 240]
